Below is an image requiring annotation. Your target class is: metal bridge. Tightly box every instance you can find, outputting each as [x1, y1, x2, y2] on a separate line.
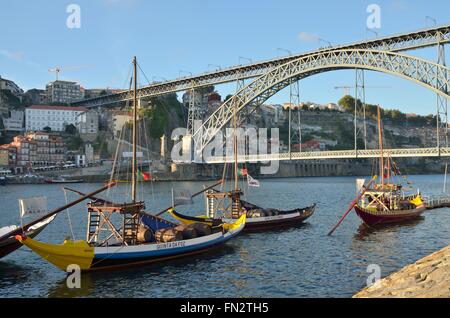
[72, 24, 450, 108]
[71, 24, 450, 164]
[202, 147, 450, 164]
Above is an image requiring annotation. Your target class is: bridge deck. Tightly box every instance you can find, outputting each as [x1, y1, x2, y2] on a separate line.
[196, 147, 450, 164]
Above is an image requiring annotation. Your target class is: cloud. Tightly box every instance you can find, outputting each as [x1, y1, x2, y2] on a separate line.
[0, 49, 40, 68]
[298, 32, 320, 42]
[0, 49, 25, 61]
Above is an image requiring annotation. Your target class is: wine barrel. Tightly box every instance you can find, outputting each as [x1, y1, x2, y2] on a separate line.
[175, 224, 198, 240]
[155, 228, 183, 243]
[248, 209, 264, 218]
[137, 226, 154, 243]
[187, 223, 212, 237]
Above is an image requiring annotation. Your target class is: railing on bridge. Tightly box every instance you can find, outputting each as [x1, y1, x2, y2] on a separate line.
[198, 147, 450, 164]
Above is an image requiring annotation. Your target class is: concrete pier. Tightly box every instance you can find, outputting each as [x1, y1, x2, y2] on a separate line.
[354, 244, 450, 298]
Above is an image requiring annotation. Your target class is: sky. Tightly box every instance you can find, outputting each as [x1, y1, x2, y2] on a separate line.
[0, 0, 449, 115]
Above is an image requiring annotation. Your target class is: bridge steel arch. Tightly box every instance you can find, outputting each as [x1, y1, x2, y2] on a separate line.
[193, 49, 450, 153]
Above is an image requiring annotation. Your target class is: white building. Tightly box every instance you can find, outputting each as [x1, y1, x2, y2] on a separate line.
[2, 110, 24, 132]
[25, 105, 87, 132]
[76, 110, 99, 136]
[46, 80, 84, 104]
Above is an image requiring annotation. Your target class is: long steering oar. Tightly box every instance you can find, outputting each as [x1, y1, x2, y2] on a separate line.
[327, 176, 377, 236]
[0, 182, 116, 242]
[68, 180, 224, 218]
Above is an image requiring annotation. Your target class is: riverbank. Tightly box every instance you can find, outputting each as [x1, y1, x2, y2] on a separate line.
[354, 244, 450, 298]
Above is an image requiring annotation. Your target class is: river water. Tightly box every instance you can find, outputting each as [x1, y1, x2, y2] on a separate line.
[1, 175, 449, 298]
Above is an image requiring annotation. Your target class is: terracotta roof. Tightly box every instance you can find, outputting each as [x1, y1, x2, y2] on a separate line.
[26, 105, 87, 111]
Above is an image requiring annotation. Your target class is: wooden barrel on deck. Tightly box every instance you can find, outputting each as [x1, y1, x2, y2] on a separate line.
[137, 225, 154, 243]
[155, 228, 183, 243]
[175, 224, 198, 240]
[187, 223, 212, 237]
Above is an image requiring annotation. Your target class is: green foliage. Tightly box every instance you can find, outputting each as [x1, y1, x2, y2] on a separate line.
[197, 85, 215, 95]
[338, 95, 435, 127]
[0, 90, 22, 110]
[141, 93, 185, 139]
[67, 135, 83, 151]
[64, 124, 77, 135]
[43, 126, 52, 133]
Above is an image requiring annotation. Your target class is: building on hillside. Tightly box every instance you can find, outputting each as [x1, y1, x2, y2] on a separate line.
[83, 88, 124, 99]
[46, 80, 84, 103]
[110, 110, 131, 138]
[24, 89, 47, 105]
[0, 144, 17, 167]
[0, 76, 24, 100]
[25, 105, 87, 132]
[9, 132, 66, 167]
[76, 110, 99, 141]
[295, 140, 326, 152]
[0, 146, 9, 167]
[2, 110, 24, 133]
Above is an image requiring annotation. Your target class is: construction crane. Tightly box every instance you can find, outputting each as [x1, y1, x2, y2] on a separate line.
[334, 85, 391, 96]
[48, 65, 88, 81]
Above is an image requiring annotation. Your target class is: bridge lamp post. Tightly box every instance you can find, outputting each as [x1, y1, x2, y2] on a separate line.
[318, 38, 332, 48]
[239, 56, 253, 65]
[179, 70, 193, 78]
[152, 76, 167, 83]
[277, 48, 292, 56]
[425, 16, 437, 26]
[208, 64, 221, 71]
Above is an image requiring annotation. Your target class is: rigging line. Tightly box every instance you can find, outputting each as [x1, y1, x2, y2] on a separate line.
[63, 189, 75, 240]
[142, 113, 155, 201]
[108, 72, 133, 197]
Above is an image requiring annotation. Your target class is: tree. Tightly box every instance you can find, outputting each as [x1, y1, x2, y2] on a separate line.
[338, 95, 358, 113]
[64, 124, 77, 135]
[43, 126, 52, 133]
[224, 94, 233, 102]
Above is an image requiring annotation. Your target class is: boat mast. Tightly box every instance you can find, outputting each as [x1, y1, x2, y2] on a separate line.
[131, 56, 138, 202]
[377, 105, 385, 187]
[233, 98, 238, 191]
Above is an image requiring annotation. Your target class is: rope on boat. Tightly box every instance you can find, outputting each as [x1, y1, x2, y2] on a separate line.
[63, 188, 75, 240]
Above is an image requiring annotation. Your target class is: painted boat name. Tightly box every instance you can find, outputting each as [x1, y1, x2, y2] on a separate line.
[157, 241, 186, 249]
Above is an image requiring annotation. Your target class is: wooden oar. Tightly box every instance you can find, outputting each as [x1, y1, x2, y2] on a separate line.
[1, 182, 116, 242]
[327, 176, 377, 236]
[63, 187, 114, 205]
[155, 179, 224, 216]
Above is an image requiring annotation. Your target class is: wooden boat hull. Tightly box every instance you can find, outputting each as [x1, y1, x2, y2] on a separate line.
[16, 214, 245, 272]
[0, 215, 56, 259]
[354, 205, 425, 227]
[170, 203, 316, 233]
[226, 205, 315, 233]
[45, 179, 84, 184]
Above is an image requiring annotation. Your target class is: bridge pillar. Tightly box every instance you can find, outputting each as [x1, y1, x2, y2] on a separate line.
[187, 83, 202, 136]
[288, 79, 302, 158]
[436, 38, 448, 191]
[354, 69, 368, 151]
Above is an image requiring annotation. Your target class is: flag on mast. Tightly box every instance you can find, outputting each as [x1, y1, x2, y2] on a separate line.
[247, 174, 260, 187]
